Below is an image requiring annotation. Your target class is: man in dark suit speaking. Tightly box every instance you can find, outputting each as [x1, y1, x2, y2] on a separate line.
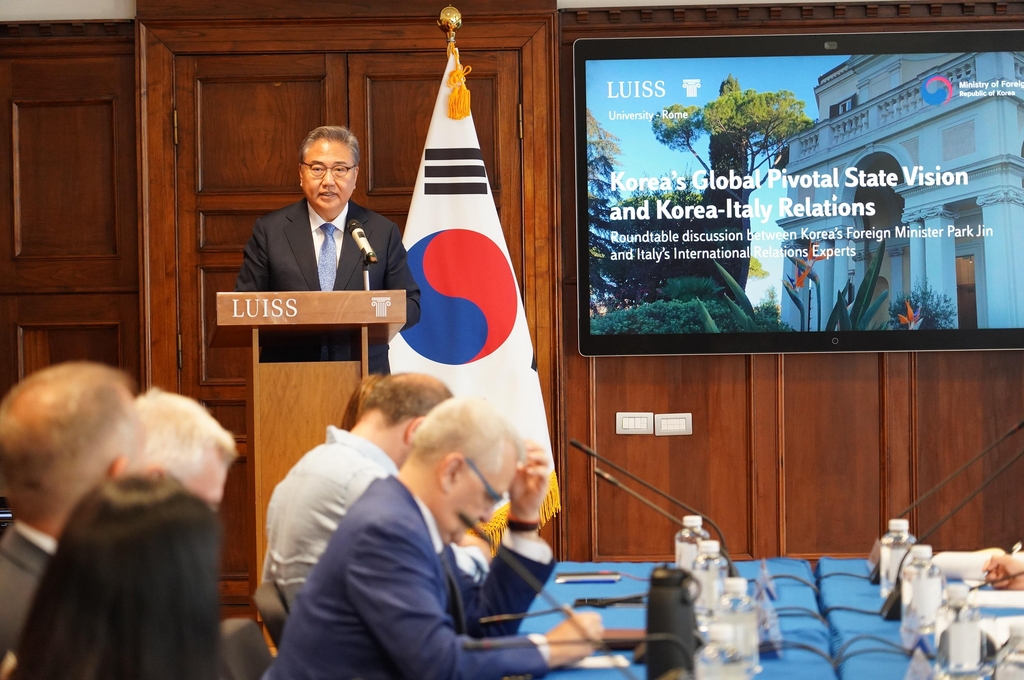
[235, 125, 420, 374]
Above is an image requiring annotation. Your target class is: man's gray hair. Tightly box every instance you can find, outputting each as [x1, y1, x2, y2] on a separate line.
[410, 398, 524, 472]
[135, 389, 237, 480]
[299, 125, 360, 166]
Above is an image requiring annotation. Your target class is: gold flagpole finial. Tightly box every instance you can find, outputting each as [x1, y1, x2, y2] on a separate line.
[438, 5, 471, 120]
[438, 6, 462, 45]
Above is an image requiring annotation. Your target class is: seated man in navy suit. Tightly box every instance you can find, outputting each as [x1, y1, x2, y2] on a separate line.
[234, 125, 420, 374]
[266, 398, 603, 680]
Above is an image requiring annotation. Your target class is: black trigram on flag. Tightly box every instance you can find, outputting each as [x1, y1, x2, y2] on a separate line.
[423, 148, 488, 195]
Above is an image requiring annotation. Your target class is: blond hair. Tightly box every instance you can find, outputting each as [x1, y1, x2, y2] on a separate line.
[135, 389, 237, 480]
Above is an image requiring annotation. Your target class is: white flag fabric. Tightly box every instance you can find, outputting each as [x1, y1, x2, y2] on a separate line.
[389, 52, 558, 531]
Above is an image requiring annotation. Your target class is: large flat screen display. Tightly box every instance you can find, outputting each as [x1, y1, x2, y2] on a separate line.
[575, 31, 1024, 355]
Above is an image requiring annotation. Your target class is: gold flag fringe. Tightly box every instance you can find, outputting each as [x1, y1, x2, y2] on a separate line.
[472, 470, 561, 554]
[446, 44, 472, 120]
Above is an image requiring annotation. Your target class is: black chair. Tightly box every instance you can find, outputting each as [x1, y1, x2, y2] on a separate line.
[253, 581, 289, 648]
[219, 618, 273, 680]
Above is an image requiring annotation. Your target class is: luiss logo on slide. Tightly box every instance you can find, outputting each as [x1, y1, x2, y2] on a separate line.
[921, 75, 953, 105]
[400, 229, 517, 365]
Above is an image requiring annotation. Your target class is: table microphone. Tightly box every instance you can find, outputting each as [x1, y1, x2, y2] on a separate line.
[879, 444, 1024, 620]
[868, 416, 1024, 584]
[570, 439, 739, 577]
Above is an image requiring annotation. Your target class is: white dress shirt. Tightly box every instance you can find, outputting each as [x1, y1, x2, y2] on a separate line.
[308, 202, 348, 267]
[410, 494, 552, 662]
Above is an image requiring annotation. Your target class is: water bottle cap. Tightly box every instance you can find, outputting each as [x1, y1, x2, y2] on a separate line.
[910, 544, 932, 560]
[724, 577, 747, 594]
[888, 518, 910, 531]
[682, 515, 703, 528]
[707, 623, 734, 643]
[947, 583, 970, 601]
[698, 540, 720, 555]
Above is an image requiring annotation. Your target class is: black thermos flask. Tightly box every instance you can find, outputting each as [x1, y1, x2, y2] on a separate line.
[646, 566, 698, 679]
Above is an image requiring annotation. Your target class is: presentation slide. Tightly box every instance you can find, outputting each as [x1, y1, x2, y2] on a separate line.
[577, 35, 1024, 354]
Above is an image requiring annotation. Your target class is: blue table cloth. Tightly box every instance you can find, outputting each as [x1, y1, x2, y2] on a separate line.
[817, 557, 1024, 680]
[523, 559, 836, 680]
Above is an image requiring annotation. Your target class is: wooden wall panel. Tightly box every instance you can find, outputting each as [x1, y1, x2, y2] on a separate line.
[592, 356, 750, 561]
[0, 28, 138, 406]
[0, 53, 137, 295]
[13, 100, 117, 257]
[914, 352, 1024, 551]
[199, 80, 322, 192]
[781, 353, 881, 557]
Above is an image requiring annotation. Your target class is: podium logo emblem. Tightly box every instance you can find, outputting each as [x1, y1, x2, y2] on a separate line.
[371, 296, 392, 318]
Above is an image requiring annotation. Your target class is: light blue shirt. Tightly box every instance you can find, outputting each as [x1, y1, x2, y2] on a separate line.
[262, 426, 398, 591]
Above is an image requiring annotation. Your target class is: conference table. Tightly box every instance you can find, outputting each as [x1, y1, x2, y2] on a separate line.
[818, 557, 1024, 680]
[532, 556, 1024, 679]
[521, 558, 837, 680]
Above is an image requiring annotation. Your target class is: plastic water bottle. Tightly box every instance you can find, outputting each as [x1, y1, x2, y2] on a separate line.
[935, 583, 983, 679]
[995, 623, 1024, 679]
[676, 515, 710, 572]
[900, 544, 942, 634]
[693, 539, 728, 630]
[718, 577, 759, 673]
[696, 623, 749, 680]
[880, 518, 915, 598]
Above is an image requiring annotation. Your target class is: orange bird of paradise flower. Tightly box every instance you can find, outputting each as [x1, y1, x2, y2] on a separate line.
[791, 243, 827, 289]
[897, 299, 923, 329]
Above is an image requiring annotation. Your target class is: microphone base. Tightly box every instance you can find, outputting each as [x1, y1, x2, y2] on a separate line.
[869, 563, 881, 585]
[880, 587, 901, 620]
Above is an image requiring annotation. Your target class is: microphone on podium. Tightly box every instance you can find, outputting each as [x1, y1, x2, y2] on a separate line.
[570, 439, 739, 577]
[879, 444, 1024, 620]
[346, 218, 378, 265]
[868, 416, 1024, 584]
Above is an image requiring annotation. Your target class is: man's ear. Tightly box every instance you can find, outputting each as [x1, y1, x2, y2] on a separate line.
[403, 416, 424, 445]
[438, 452, 462, 494]
[107, 455, 130, 479]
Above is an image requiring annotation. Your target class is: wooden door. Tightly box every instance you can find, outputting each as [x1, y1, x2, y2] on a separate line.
[171, 48, 524, 607]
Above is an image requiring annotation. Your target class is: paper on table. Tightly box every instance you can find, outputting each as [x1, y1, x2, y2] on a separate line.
[570, 654, 631, 669]
[933, 549, 1005, 581]
[979, 615, 1024, 647]
[969, 589, 1024, 609]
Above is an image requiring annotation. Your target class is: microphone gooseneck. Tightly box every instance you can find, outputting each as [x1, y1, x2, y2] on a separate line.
[457, 513, 641, 680]
[570, 439, 738, 577]
[896, 417, 1024, 517]
[880, 444, 1024, 620]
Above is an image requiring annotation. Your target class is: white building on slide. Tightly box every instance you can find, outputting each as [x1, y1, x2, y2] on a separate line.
[779, 51, 1024, 331]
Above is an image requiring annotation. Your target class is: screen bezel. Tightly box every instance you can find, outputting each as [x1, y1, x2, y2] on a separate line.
[574, 30, 1024, 357]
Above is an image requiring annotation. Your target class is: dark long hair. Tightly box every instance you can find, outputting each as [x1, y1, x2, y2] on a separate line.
[12, 476, 221, 680]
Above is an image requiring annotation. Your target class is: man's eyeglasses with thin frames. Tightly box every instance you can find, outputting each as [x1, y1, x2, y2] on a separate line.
[301, 162, 355, 180]
[464, 457, 508, 505]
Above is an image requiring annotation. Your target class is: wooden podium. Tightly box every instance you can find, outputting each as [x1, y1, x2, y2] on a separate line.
[213, 290, 406, 588]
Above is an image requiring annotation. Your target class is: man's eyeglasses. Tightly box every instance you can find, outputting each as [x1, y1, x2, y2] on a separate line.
[463, 457, 508, 505]
[301, 162, 355, 180]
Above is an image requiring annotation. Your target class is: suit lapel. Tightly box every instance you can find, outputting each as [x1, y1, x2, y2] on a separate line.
[0, 529, 50, 577]
[283, 200, 322, 291]
[334, 202, 367, 291]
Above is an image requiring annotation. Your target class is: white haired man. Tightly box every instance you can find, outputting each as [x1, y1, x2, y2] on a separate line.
[134, 389, 237, 507]
[268, 398, 602, 680]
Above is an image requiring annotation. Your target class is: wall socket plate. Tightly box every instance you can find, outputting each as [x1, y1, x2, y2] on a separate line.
[654, 413, 692, 436]
[615, 412, 654, 435]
